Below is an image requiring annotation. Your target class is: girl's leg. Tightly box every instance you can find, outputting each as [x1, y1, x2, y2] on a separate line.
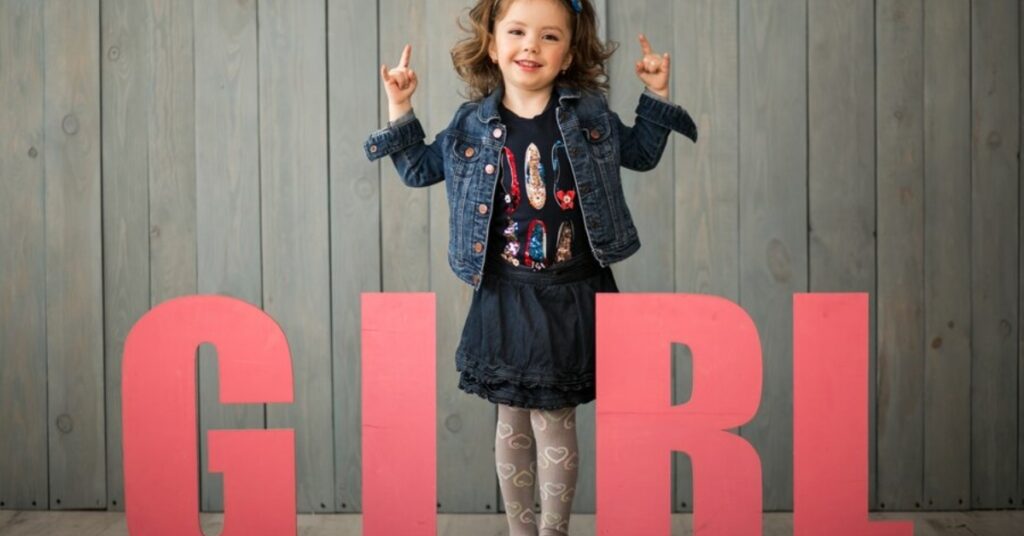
[531, 407, 579, 536]
[496, 403, 539, 535]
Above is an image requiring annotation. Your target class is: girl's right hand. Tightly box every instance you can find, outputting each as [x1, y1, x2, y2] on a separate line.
[381, 44, 417, 106]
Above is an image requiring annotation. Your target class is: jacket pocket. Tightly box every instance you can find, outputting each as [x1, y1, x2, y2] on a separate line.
[450, 132, 482, 174]
[580, 114, 615, 161]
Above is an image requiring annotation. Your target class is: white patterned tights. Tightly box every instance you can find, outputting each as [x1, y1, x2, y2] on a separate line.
[495, 404, 579, 536]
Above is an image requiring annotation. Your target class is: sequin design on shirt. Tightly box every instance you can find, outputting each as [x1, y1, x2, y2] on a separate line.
[524, 143, 546, 210]
[551, 140, 575, 210]
[499, 146, 522, 267]
[555, 221, 573, 263]
[524, 219, 547, 269]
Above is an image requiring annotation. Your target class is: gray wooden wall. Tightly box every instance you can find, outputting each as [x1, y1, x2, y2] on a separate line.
[1, 0, 1021, 515]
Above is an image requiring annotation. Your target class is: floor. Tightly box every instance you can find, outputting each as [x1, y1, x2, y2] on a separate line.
[1, 510, 1022, 535]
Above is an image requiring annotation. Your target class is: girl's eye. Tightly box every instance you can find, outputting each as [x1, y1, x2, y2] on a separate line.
[509, 29, 524, 35]
[544, 34, 559, 41]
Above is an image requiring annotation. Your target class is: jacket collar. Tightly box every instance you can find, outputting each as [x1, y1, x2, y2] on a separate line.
[476, 84, 581, 123]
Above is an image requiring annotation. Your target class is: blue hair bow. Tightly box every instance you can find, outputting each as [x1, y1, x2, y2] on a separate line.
[568, 0, 583, 13]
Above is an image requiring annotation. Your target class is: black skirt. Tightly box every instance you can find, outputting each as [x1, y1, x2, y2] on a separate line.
[454, 252, 619, 410]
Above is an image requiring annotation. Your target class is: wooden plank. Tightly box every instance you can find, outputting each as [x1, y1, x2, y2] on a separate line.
[876, 0, 925, 511]
[380, 0, 431, 293]
[672, 0, 739, 515]
[429, 0, 497, 514]
[260, 0, 335, 513]
[737, 0, 807, 511]
[43, 0, 106, 510]
[970, 0, 1019, 510]
[147, 0, 196, 305]
[194, 0, 264, 512]
[608, 0, 675, 294]
[327, 0, 382, 513]
[99, 0, 153, 511]
[923, 0, 971, 511]
[0, 0, 48, 511]
[573, 1, 606, 515]
[807, 0, 876, 510]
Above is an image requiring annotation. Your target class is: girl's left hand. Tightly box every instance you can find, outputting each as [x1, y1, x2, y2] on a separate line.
[634, 34, 670, 99]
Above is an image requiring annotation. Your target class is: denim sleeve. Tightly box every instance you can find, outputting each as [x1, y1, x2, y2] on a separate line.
[363, 110, 447, 188]
[612, 89, 698, 172]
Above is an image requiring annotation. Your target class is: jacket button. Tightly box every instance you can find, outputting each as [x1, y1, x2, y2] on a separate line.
[473, 242, 484, 253]
[478, 204, 488, 214]
[370, 144, 378, 153]
[590, 129, 601, 140]
[485, 163, 495, 174]
[472, 274, 481, 285]
[492, 128, 503, 139]
[464, 146, 475, 158]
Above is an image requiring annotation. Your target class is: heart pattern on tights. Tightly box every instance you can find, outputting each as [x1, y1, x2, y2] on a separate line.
[509, 433, 533, 449]
[497, 421, 513, 439]
[512, 470, 535, 488]
[497, 462, 516, 479]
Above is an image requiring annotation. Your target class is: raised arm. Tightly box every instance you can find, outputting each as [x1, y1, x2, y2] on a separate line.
[615, 34, 697, 172]
[364, 44, 447, 188]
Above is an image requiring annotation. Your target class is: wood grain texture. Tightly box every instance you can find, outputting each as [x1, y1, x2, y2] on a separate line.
[428, 0, 499, 515]
[99, 0, 153, 511]
[43, 0, 106, 510]
[923, 0, 971, 511]
[876, 0, 925, 511]
[607, 0, 676, 294]
[738, 0, 807, 511]
[259, 0, 335, 513]
[328, 0, 382, 514]
[673, 0, 739, 514]
[0, 0, 48, 511]
[380, 0, 431, 293]
[970, 0, 1020, 510]
[147, 0, 196, 305]
[194, 0, 265, 512]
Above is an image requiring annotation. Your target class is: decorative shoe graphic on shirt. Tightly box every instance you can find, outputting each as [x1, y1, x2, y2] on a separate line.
[502, 147, 521, 209]
[555, 221, 573, 263]
[525, 143, 546, 210]
[551, 140, 575, 210]
[501, 219, 521, 266]
[523, 219, 547, 269]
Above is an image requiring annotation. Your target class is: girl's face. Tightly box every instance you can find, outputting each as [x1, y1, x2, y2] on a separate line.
[488, 0, 573, 95]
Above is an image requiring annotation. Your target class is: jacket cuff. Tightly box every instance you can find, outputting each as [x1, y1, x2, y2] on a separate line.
[636, 90, 698, 142]
[364, 113, 427, 161]
[388, 109, 416, 128]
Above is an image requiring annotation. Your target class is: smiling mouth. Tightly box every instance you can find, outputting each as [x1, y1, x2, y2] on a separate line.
[515, 60, 542, 69]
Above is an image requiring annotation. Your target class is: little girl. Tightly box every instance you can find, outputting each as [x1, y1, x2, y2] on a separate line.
[364, 0, 697, 533]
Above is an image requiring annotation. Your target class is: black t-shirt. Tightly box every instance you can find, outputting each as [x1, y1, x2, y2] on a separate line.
[487, 94, 594, 270]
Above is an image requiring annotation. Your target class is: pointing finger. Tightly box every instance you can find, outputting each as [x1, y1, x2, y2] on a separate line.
[638, 33, 653, 56]
[399, 44, 412, 68]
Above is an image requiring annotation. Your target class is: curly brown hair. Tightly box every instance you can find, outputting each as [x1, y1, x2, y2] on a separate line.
[450, 0, 617, 101]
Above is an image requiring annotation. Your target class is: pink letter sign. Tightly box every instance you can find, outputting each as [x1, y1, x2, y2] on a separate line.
[596, 294, 764, 535]
[361, 293, 437, 536]
[793, 293, 912, 536]
[122, 295, 296, 536]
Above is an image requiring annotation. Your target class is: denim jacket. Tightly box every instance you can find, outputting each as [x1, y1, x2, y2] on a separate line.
[363, 84, 697, 290]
